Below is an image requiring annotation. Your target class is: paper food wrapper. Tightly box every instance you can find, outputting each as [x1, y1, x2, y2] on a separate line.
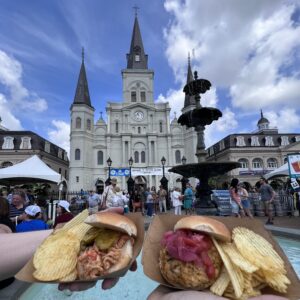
[16, 212, 144, 283]
[142, 215, 300, 300]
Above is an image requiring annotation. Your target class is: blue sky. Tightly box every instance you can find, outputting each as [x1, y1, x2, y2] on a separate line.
[0, 0, 300, 155]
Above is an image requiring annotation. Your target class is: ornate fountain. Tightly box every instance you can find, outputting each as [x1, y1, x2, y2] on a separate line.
[169, 71, 240, 215]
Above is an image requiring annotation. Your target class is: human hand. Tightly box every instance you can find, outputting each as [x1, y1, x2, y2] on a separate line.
[147, 285, 288, 300]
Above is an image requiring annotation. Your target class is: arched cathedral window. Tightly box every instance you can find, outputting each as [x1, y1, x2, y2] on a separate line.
[116, 121, 119, 133]
[134, 151, 139, 163]
[87, 119, 91, 131]
[159, 121, 163, 133]
[75, 149, 80, 160]
[97, 151, 103, 165]
[175, 150, 181, 164]
[131, 91, 137, 102]
[141, 151, 146, 163]
[76, 117, 81, 129]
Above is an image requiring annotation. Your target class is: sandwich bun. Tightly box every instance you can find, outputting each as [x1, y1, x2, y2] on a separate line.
[174, 216, 231, 242]
[84, 212, 137, 237]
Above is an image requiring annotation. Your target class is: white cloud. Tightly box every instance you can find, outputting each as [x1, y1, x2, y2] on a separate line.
[47, 120, 70, 156]
[163, 0, 300, 116]
[0, 94, 23, 130]
[263, 109, 300, 133]
[0, 50, 48, 113]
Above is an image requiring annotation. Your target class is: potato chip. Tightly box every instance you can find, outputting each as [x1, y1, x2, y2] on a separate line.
[59, 268, 78, 282]
[262, 270, 290, 293]
[232, 227, 285, 273]
[221, 243, 258, 273]
[210, 267, 230, 296]
[212, 238, 244, 299]
[62, 209, 89, 231]
[68, 223, 93, 241]
[33, 231, 80, 281]
[33, 231, 71, 269]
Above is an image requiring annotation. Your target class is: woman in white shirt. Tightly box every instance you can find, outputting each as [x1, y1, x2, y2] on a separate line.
[172, 187, 183, 215]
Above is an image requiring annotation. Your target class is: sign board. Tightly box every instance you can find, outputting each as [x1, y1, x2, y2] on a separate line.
[110, 168, 130, 177]
[287, 154, 300, 178]
[131, 167, 171, 176]
[109, 167, 171, 177]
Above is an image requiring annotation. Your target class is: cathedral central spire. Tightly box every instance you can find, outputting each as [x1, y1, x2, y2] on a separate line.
[126, 13, 148, 69]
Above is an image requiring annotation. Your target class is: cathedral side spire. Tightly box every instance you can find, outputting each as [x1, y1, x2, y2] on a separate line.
[183, 53, 196, 108]
[73, 49, 92, 107]
[126, 13, 148, 69]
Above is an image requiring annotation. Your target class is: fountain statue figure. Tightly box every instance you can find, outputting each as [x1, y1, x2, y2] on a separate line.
[169, 71, 240, 215]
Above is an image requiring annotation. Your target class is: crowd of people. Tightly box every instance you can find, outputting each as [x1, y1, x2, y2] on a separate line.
[229, 177, 276, 224]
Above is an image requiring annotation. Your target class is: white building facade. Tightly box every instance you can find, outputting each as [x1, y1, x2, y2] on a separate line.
[69, 16, 198, 192]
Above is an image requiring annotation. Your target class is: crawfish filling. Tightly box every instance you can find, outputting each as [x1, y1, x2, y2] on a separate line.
[77, 228, 134, 279]
[161, 229, 216, 279]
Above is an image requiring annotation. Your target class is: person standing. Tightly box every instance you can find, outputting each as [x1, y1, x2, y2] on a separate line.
[54, 200, 74, 228]
[87, 190, 101, 214]
[259, 177, 276, 225]
[0, 197, 15, 233]
[183, 182, 194, 215]
[157, 185, 167, 213]
[229, 178, 245, 218]
[238, 183, 253, 218]
[173, 187, 183, 215]
[9, 191, 27, 225]
[101, 178, 118, 210]
[146, 190, 155, 217]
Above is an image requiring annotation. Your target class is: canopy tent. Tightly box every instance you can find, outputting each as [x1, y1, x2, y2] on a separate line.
[0, 155, 66, 186]
[264, 163, 289, 180]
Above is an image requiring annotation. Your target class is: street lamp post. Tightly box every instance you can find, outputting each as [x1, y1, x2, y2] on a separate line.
[160, 156, 169, 208]
[105, 157, 112, 185]
[127, 156, 134, 195]
[181, 156, 189, 193]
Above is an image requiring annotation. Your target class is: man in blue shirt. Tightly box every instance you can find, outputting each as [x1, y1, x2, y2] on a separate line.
[16, 205, 49, 233]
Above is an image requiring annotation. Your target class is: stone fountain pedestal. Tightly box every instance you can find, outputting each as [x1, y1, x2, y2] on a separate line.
[168, 71, 241, 216]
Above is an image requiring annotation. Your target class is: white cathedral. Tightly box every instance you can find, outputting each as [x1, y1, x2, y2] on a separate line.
[69, 15, 198, 193]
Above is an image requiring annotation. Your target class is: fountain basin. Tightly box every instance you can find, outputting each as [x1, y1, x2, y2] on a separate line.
[169, 161, 241, 179]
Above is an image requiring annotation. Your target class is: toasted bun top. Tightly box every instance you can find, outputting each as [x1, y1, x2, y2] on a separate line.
[174, 216, 231, 242]
[84, 212, 137, 237]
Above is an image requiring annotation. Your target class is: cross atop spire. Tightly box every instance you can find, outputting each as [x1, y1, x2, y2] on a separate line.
[100, 111, 103, 119]
[133, 5, 139, 17]
[261, 109, 263, 118]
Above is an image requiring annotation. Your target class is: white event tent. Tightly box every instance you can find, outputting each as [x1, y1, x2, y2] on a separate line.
[264, 163, 289, 180]
[0, 155, 66, 186]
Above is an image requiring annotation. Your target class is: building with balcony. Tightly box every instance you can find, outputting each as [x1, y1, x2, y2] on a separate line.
[206, 111, 300, 186]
